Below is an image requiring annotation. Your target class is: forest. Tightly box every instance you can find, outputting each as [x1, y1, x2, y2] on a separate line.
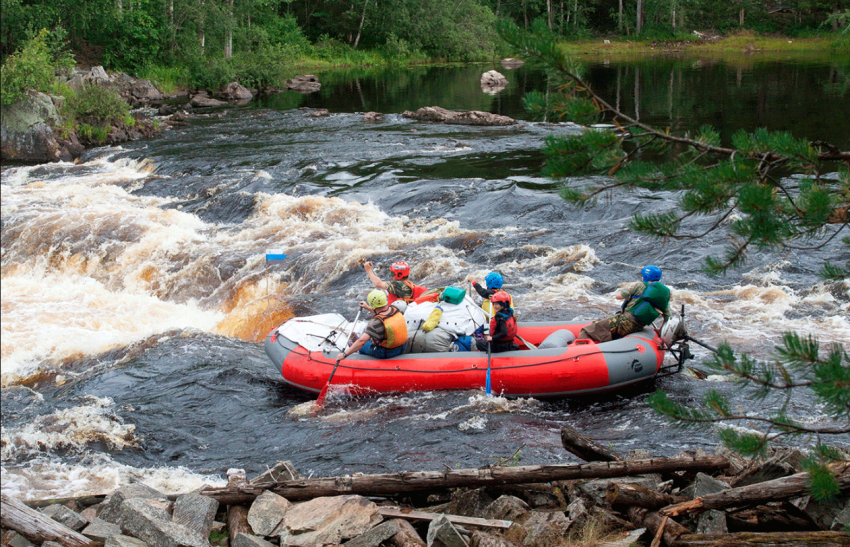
[1, 0, 847, 79]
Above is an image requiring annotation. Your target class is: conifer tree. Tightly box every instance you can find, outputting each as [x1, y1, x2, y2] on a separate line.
[498, 19, 850, 500]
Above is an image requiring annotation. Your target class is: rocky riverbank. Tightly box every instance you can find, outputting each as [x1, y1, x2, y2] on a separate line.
[0, 66, 257, 164]
[3, 429, 847, 547]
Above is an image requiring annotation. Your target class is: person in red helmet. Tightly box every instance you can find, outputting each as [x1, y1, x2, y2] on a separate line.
[476, 290, 518, 353]
[364, 260, 427, 304]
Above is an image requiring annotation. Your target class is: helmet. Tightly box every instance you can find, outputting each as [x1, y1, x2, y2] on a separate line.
[390, 261, 410, 280]
[367, 289, 388, 309]
[642, 265, 662, 283]
[490, 290, 511, 306]
[484, 272, 504, 290]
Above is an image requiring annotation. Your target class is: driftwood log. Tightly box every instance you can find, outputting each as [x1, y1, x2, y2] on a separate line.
[607, 482, 687, 509]
[673, 531, 850, 546]
[660, 465, 850, 516]
[385, 518, 426, 547]
[23, 495, 107, 510]
[626, 506, 690, 547]
[378, 507, 511, 529]
[560, 425, 622, 462]
[199, 456, 730, 504]
[226, 505, 253, 545]
[0, 494, 96, 547]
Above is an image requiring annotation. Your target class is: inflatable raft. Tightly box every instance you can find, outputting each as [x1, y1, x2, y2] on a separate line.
[264, 312, 686, 398]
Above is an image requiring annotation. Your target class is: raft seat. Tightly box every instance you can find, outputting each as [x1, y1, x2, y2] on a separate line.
[538, 329, 576, 349]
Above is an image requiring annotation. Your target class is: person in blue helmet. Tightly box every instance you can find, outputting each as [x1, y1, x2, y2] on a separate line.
[466, 271, 514, 317]
[577, 265, 671, 343]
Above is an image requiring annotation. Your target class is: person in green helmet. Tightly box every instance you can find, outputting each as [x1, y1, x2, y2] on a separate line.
[337, 289, 408, 360]
[578, 265, 671, 343]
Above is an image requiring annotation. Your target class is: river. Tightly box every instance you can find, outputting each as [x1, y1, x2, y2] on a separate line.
[2, 56, 848, 501]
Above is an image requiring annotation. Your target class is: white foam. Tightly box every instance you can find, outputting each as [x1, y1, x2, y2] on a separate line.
[1, 453, 226, 501]
[1, 397, 135, 460]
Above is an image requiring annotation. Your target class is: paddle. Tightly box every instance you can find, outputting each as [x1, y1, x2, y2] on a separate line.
[485, 339, 492, 396]
[315, 308, 362, 407]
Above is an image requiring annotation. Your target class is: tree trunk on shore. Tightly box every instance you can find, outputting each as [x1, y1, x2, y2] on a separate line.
[607, 482, 686, 509]
[560, 425, 621, 462]
[660, 464, 850, 516]
[199, 456, 729, 504]
[226, 505, 253, 545]
[673, 531, 850, 546]
[1, 494, 96, 547]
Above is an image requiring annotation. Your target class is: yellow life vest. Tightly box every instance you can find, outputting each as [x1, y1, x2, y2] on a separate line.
[377, 307, 408, 349]
[482, 293, 514, 317]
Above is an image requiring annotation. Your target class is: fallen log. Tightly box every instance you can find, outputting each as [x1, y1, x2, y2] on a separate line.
[198, 455, 729, 504]
[226, 505, 253, 545]
[672, 531, 850, 546]
[560, 425, 622, 462]
[23, 495, 107, 510]
[0, 494, 96, 547]
[660, 465, 850, 517]
[378, 507, 512, 529]
[626, 506, 691, 547]
[607, 482, 687, 510]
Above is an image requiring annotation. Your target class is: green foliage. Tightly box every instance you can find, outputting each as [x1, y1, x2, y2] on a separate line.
[103, 9, 165, 71]
[1, 28, 74, 106]
[77, 122, 109, 143]
[503, 20, 850, 500]
[68, 85, 130, 129]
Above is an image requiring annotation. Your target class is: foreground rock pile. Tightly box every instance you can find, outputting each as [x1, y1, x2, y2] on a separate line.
[2, 440, 848, 547]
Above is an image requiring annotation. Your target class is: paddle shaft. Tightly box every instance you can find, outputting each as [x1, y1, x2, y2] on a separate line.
[316, 308, 362, 406]
[685, 335, 719, 354]
[485, 340, 492, 395]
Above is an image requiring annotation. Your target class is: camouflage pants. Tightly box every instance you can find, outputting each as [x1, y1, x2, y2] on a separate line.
[578, 312, 641, 343]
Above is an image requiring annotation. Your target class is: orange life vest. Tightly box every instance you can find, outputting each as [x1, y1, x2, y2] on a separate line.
[376, 306, 408, 349]
[489, 313, 517, 343]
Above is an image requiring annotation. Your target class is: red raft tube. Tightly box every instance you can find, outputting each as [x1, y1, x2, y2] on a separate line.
[264, 314, 682, 398]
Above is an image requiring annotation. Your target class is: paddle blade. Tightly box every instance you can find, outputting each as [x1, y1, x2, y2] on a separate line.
[315, 384, 330, 407]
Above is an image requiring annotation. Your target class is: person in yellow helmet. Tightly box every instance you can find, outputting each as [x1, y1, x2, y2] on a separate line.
[337, 289, 408, 360]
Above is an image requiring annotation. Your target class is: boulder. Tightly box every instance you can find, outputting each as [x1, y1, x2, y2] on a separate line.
[384, 519, 425, 547]
[106, 535, 151, 547]
[363, 112, 383, 122]
[286, 75, 321, 94]
[130, 79, 163, 102]
[470, 531, 518, 547]
[576, 476, 660, 506]
[5, 531, 36, 547]
[696, 509, 728, 535]
[402, 107, 515, 127]
[599, 528, 646, 547]
[219, 82, 253, 101]
[480, 71, 508, 95]
[451, 489, 495, 518]
[686, 472, 731, 500]
[517, 511, 569, 547]
[40, 504, 89, 531]
[1, 91, 63, 162]
[190, 94, 227, 108]
[426, 514, 468, 547]
[277, 495, 382, 547]
[173, 494, 219, 537]
[100, 484, 168, 524]
[342, 520, 401, 547]
[247, 490, 291, 536]
[90, 66, 110, 84]
[232, 534, 275, 547]
[118, 498, 210, 547]
[483, 496, 530, 522]
[305, 109, 330, 118]
[82, 518, 123, 542]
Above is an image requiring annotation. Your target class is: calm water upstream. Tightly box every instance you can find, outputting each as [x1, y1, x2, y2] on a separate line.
[2, 56, 848, 500]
